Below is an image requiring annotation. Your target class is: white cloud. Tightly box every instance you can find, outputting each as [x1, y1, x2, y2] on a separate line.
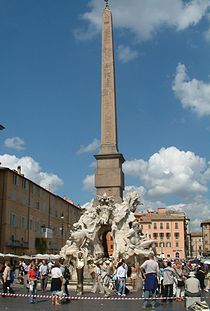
[123, 146, 210, 199]
[168, 196, 210, 231]
[75, 0, 210, 41]
[0, 154, 63, 192]
[77, 138, 100, 154]
[83, 174, 95, 192]
[172, 63, 210, 117]
[4, 137, 25, 150]
[203, 27, 210, 41]
[117, 45, 138, 63]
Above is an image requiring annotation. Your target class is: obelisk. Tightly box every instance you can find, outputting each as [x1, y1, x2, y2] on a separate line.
[94, 0, 125, 203]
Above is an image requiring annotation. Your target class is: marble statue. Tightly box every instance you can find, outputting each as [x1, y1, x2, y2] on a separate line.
[60, 192, 156, 265]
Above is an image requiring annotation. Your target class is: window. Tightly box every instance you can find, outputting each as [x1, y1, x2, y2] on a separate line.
[159, 242, 165, 247]
[166, 242, 171, 247]
[166, 233, 171, 239]
[22, 179, 26, 188]
[159, 233, 164, 239]
[148, 224, 151, 229]
[29, 218, 33, 230]
[174, 232, 180, 239]
[166, 223, 170, 229]
[175, 252, 179, 258]
[13, 174, 18, 185]
[153, 233, 158, 239]
[20, 216, 25, 228]
[175, 223, 179, 229]
[176, 242, 179, 247]
[22, 193, 27, 205]
[153, 223, 157, 229]
[11, 235, 15, 244]
[10, 214, 16, 226]
[160, 223, 163, 229]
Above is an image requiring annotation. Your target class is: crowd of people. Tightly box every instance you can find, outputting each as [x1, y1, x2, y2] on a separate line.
[140, 253, 210, 309]
[0, 258, 73, 305]
[0, 253, 210, 308]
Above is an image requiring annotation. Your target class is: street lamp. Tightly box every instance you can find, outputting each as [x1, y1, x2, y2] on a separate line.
[60, 213, 64, 246]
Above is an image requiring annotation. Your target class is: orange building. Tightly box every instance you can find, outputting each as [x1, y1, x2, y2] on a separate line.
[0, 166, 81, 255]
[135, 208, 189, 259]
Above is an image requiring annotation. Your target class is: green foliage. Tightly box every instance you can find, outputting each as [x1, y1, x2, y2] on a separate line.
[35, 237, 47, 254]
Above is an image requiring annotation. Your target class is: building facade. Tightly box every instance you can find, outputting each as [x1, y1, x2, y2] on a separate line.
[135, 208, 189, 259]
[201, 220, 210, 256]
[190, 232, 203, 258]
[0, 166, 81, 255]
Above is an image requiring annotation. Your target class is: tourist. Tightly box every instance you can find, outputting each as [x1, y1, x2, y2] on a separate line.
[130, 263, 138, 291]
[140, 253, 160, 309]
[28, 263, 37, 304]
[50, 261, 63, 305]
[2, 261, 15, 296]
[158, 260, 165, 297]
[76, 251, 85, 295]
[162, 261, 176, 302]
[185, 271, 201, 310]
[21, 260, 29, 290]
[39, 260, 48, 292]
[101, 260, 112, 297]
[174, 261, 185, 301]
[63, 264, 71, 297]
[195, 265, 206, 291]
[0, 262, 5, 283]
[91, 263, 104, 294]
[116, 261, 127, 296]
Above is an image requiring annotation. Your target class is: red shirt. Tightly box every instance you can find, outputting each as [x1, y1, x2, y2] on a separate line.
[28, 269, 37, 280]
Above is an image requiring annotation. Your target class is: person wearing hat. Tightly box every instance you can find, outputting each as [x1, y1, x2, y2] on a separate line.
[185, 271, 201, 310]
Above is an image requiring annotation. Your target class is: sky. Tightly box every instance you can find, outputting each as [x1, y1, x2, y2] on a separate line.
[0, 0, 210, 232]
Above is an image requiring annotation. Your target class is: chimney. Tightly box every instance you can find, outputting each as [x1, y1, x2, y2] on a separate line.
[17, 166, 21, 175]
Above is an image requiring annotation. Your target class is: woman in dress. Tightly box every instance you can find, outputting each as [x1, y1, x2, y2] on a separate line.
[50, 261, 63, 305]
[28, 263, 37, 303]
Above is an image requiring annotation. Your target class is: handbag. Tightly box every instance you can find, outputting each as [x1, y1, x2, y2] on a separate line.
[177, 280, 185, 287]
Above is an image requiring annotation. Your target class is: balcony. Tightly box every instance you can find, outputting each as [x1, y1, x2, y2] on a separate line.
[6, 239, 29, 248]
[41, 227, 53, 239]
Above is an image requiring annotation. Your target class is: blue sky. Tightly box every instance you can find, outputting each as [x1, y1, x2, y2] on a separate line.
[1, 0, 210, 231]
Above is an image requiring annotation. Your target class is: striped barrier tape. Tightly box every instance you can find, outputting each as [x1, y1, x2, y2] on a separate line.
[0, 292, 184, 300]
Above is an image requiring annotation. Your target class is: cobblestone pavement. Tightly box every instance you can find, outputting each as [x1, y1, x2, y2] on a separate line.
[0, 283, 210, 311]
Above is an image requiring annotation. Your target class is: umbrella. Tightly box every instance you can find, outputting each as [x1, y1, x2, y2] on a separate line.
[204, 260, 210, 265]
[34, 254, 50, 260]
[50, 254, 61, 260]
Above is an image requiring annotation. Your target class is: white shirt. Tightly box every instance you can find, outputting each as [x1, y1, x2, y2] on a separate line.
[141, 259, 159, 274]
[51, 267, 63, 279]
[117, 265, 127, 278]
[39, 264, 48, 275]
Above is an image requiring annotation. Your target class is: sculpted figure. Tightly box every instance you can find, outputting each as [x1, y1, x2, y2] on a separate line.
[60, 191, 156, 267]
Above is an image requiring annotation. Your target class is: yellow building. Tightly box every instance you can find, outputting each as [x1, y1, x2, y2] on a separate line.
[190, 232, 203, 258]
[201, 219, 210, 256]
[0, 166, 81, 255]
